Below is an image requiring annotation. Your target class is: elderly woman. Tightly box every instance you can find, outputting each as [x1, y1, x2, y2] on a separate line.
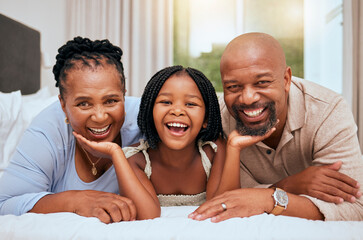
[0, 37, 142, 223]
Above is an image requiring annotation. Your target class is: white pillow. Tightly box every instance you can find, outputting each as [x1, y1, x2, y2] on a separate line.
[0, 90, 23, 170]
[0, 88, 58, 171]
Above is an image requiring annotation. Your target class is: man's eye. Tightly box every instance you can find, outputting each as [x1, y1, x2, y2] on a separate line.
[227, 85, 241, 92]
[257, 81, 271, 86]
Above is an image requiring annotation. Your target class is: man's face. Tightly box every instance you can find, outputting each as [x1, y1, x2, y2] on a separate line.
[221, 46, 291, 137]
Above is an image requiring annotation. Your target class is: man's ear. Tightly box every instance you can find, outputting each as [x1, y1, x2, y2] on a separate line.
[284, 66, 292, 93]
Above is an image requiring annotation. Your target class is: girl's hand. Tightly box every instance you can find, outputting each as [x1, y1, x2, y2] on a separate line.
[227, 125, 277, 151]
[73, 131, 122, 159]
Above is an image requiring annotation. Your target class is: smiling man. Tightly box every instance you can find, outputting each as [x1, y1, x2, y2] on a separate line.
[190, 32, 363, 221]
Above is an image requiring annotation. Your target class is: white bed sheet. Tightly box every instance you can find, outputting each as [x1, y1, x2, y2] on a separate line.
[0, 206, 362, 240]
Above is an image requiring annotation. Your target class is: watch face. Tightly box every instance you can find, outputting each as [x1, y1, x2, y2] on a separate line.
[275, 189, 288, 206]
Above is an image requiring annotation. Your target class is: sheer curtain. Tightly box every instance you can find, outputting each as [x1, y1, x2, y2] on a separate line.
[343, 0, 363, 152]
[66, 0, 173, 97]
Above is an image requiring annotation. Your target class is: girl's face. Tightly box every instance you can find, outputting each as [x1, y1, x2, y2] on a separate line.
[59, 62, 125, 143]
[153, 74, 207, 150]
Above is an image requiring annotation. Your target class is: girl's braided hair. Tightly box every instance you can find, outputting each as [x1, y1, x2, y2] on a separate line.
[138, 65, 223, 149]
[52, 36, 125, 97]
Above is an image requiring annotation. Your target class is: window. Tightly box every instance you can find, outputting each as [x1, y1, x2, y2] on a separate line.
[173, 0, 343, 94]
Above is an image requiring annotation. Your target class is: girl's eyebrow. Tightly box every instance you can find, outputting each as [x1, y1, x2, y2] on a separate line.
[186, 94, 203, 100]
[157, 92, 203, 100]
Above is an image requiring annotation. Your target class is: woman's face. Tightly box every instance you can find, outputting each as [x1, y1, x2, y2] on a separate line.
[59, 62, 125, 143]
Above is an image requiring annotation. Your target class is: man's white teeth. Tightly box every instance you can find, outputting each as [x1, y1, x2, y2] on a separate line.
[167, 123, 187, 128]
[244, 108, 264, 117]
[89, 125, 109, 133]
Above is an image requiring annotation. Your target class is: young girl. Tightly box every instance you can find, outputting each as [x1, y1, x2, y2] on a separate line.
[74, 65, 275, 220]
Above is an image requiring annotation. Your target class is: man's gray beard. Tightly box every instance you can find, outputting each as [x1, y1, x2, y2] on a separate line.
[232, 102, 277, 136]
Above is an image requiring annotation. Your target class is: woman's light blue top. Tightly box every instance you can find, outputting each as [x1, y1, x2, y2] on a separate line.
[0, 97, 142, 215]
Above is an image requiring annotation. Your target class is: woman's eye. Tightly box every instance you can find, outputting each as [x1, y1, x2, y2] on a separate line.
[77, 102, 89, 107]
[105, 99, 118, 104]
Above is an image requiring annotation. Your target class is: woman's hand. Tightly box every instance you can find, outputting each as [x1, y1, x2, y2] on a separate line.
[73, 131, 122, 159]
[72, 190, 137, 223]
[30, 190, 137, 224]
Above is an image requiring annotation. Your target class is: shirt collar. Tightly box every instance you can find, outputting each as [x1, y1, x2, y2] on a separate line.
[286, 77, 306, 132]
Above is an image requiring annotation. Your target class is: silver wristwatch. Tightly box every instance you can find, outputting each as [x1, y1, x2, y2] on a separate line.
[271, 188, 288, 215]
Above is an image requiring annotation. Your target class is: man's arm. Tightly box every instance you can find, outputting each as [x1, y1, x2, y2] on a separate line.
[189, 188, 323, 222]
[272, 161, 361, 204]
[275, 97, 363, 220]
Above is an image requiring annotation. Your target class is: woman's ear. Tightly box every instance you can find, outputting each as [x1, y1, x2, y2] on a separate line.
[59, 95, 69, 120]
[202, 120, 208, 129]
[59, 95, 66, 111]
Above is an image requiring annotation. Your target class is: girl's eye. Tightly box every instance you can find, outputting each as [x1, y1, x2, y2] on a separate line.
[160, 100, 171, 105]
[186, 102, 197, 107]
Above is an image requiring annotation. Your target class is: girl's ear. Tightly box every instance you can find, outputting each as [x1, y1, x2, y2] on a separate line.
[202, 120, 208, 129]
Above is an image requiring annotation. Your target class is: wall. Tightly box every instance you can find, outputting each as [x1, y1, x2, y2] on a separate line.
[0, 0, 67, 95]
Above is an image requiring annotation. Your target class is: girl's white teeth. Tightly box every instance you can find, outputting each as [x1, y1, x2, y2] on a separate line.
[89, 125, 109, 133]
[244, 108, 264, 117]
[167, 123, 187, 128]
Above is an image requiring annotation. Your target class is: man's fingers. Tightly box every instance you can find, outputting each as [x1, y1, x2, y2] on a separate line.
[309, 190, 344, 204]
[191, 201, 226, 221]
[321, 170, 361, 197]
[210, 209, 238, 223]
[324, 161, 342, 171]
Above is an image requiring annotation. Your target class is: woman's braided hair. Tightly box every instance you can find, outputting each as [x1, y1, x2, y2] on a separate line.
[138, 65, 223, 149]
[53, 36, 125, 98]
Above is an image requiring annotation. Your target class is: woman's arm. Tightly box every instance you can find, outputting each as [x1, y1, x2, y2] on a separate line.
[73, 132, 160, 220]
[30, 190, 136, 223]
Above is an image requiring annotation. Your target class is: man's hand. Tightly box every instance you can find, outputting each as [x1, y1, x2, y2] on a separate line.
[188, 188, 272, 223]
[227, 127, 276, 151]
[273, 161, 361, 204]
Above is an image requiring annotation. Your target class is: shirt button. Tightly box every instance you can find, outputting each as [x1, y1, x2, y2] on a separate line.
[266, 149, 272, 154]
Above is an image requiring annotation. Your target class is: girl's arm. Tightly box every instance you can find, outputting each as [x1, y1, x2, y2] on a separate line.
[73, 132, 160, 220]
[207, 128, 276, 199]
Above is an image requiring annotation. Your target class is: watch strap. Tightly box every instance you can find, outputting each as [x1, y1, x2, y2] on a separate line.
[270, 204, 285, 215]
[270, 188, 288, 216]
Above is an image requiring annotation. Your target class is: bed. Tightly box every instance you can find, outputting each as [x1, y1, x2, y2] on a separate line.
[1, 13, 363, 240]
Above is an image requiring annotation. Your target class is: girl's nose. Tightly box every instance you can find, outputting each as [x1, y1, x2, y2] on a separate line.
[170, 105, 185, 116]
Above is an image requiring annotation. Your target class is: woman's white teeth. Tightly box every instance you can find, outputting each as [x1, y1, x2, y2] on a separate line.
[89, 125, 109, 133]
[244, 108, 264, 117]
[167, 123, 187, 128]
